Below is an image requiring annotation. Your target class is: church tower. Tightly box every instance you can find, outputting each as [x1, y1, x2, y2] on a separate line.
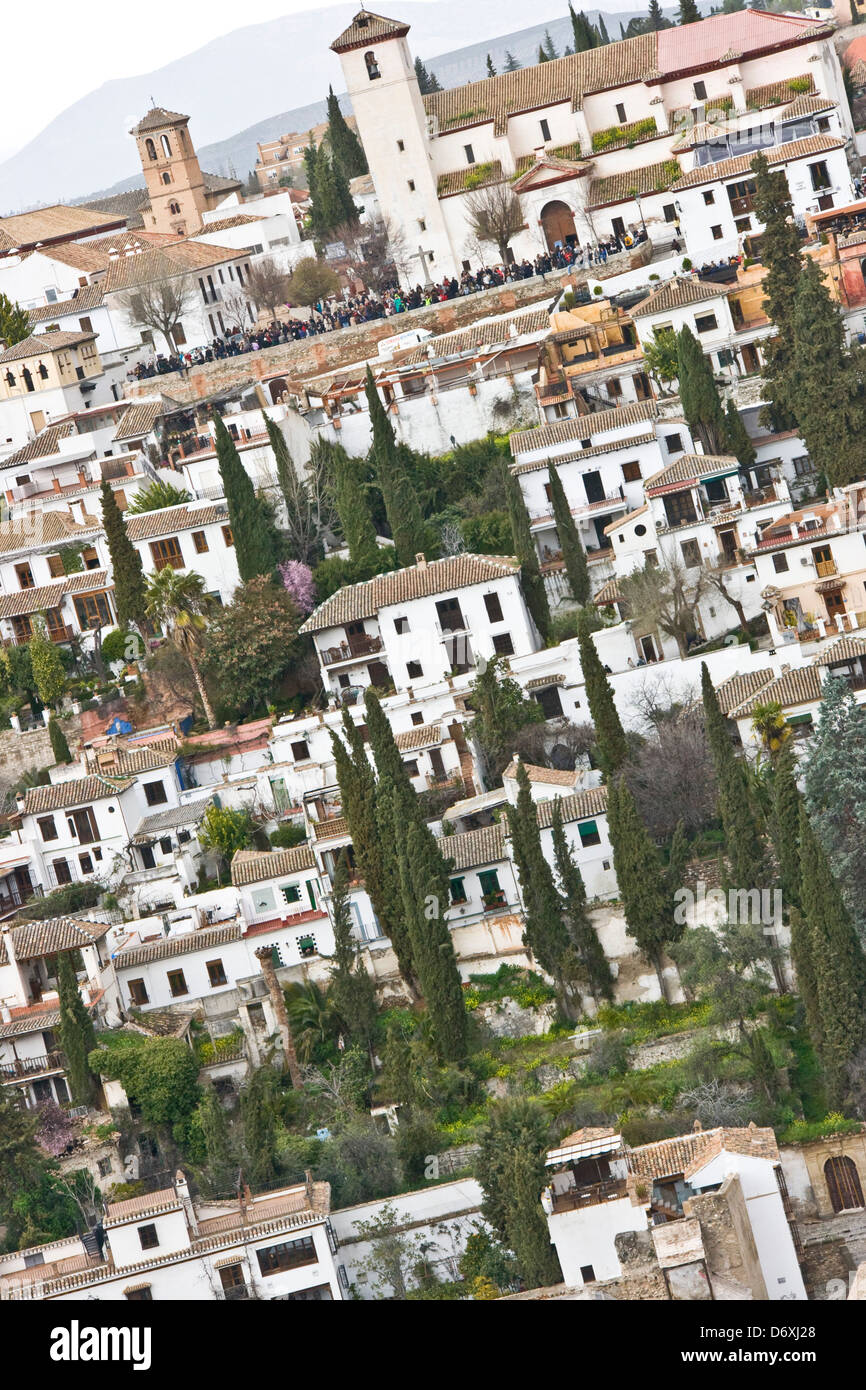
[131, 108, 208, 237]
[331, 11, 456, 283]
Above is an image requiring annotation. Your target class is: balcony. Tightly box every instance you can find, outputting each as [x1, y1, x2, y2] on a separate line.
[482, 890, 507, 912]
[549, 1177, 629, 1214]
[0, 1050, 66, 1082]
[320, 633, 383, 666]
[219, 1283, 253, 1300]
[727, 195, 755, 218]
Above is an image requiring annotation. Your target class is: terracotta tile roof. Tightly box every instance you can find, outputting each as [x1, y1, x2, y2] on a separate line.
[425, 34, 657, 138]
[331, 10, 410, 53]
[728, 664, 824, 717]
[503, 759, 577, 785]
[105, 1186, 181, 1222]
[510, 399, 659, 456]
[86, 745, 177, 776]
[525, 673, 566, 689]
[311, 816, 350, 841]
[511, 434, 657, 476]
[22, 774, 133, 815]
[397, 307, 550, 365]
[437, 161, 506, 198]
[130, 108, 189, 134]
[4, 420, 78, 465]
[1, 915, 111, 963]
[713, 667, 774, 717]
[745, 73, 815, 110]
[82, 189, 151, 222]
[300, 553, 520, 633]
[0, 567, 110, 619]
[813, 634, 866, 665]
[202, 172, 243, 194]
[592, 578, 625, 605]
[132, 798, 212, 844]
[629, 1124, 779, 1180]
[551, 1126, 619, 1154]
[670, 134, 844, 191]
[532, 784, 608, 829]
[0, 204, 119, 248]
[27, 229, 173, 273]
[439, 823, 505, 871]
[0, 1006, 61, 1038]
[28, 282, 106, 323]
[124, 501, 228, 542]
[632, 276, 726, 316]
[230, 845, 317, 886]
[395, 722, 442, 750]
[114, 921, 243, 969]
[655, 11, 827, 71]
[781, 92, 834, 119]
[102, 241, 250, 295]
[113, 399, 164, 442]
[0, 509, 100, 556]
[0, 330, 96, 364]
[645, 452, 738, 494]
[195, 214, 263, 234]
[588, 159, 681, 209]
[514, 142, 584, 175]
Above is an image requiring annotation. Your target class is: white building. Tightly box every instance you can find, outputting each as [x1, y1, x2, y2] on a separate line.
[330, 9, 854, 283]
[0, 1171, 342, 1302]
[124, 499, 239, 602]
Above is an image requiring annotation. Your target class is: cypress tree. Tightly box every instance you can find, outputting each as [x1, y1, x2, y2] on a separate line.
[597, 15, 610, 43]
[364, 685, 412, 796]
[771, 740, 801, 914]
[502, 460, 550, 640]
[678, 0, 701, 22]
[397, 817, 467, 1062]
[374, 775, 420, 994]
[486, 54, 497, 77]
[213, 412, 277, 581]
[365, 366, 426, 567]
[543, 28, 559, 60]
[578, 616, 628, 775]
[477, 1098, 562, 1290]
[551, 798, 613, 1001]
[548, 461, 589, 604]
[723, 398, 756, 470]
[242, 1067, 278, 1188]
[197, 1085, 234, 1191]
[647, 0, 665, 27]
[676, 325, 727, 454]
[751, 151, 803, 429]
[789, 259, 866, 490]
[799, 804, 866, 1106]
[332, 443, 379, 570]
[700, 664, 766, 892]
[100, 481, 147, 629]
[57, 951, 97, 1105]
[328, 850, 378, 1047]
[326, 86, 367, 177]
[803, 674, 866, 935]
[48, 716, 72, 765]
[509, 764, 571, 982]
[503, 51, 521, 71]
[607, 776, 681, 1000]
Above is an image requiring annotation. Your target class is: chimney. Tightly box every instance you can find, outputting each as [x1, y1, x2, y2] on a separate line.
[304, 1168, 315, 1206]
[175, 1169, 198, 1235]
[415, 552, 426, 567]
[0, 1003, 11, 1024]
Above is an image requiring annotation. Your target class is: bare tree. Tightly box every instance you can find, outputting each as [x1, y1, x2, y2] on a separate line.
[704, 561, 749, 631]
[465, 182, 525, 265]
[245, 255, 292, 317]
[115, 274, 197, 354]
[221, 283, 254, 331]
[618, 553, 709, 659]
[625, 703, 717, 838]
[332, 217, 411, 292]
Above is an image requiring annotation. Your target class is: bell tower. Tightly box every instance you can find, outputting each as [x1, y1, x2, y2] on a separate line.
[131, 107, 208, 237]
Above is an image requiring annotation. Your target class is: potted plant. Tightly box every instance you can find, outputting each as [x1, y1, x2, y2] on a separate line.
[297, 936, 316, 958]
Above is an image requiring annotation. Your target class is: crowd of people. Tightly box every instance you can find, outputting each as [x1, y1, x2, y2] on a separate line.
[127, 230, 649, 380]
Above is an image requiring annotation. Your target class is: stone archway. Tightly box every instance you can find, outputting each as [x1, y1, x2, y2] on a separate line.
[268, 377, 288, 404]
[540, 200, 577, 253]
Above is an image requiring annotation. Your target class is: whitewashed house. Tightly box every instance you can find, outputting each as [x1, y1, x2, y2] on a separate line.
[124, 499, 239, 602]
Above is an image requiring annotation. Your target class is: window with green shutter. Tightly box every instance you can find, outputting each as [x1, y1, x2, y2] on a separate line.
[450, 877, 467, 903]
[281, 883, 302, 904]
[578, 820, 601, 847]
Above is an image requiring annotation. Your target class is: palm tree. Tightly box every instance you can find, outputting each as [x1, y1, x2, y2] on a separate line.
[144, 567, 217, 730]
[750, 701, 790, 757]
[284, 981, 340, 1063]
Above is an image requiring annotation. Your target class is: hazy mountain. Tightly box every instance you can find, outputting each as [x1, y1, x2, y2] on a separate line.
[0, 1, 678, 213]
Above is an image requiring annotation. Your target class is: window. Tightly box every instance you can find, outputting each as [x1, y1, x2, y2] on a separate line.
[53, 859, 72, 885]
[578, 819, 601, 847]
[365, 51, 380, 80]
[145, 138, 157, 160]
[74, 592, 111, 630]
[824, 1155, 865, 1213]
[38, 816, 58, 842]
[207, 960, 227, 987]
[772, 552, 789, 574]
[161, 172, 172, 186]
[404, 759, 419, 777]
[144, 780, 168, 806]
[580, 1264, 596, 1283]
[192, 530, 209, 553]
[281, 883, 302, 904]
[478, 869, 502, 905]
[711, 225, 723, 241]
[97, 1157, 112, 1178]
[81, 546, 99, 570]
[681, 538, 701, 568]
[149, 536, 184, 571]
[15, 563, 34, 589]
[397, 139, 405, 151]
[464, 144, 475, 165]
[168, 201, 181, 214]
[664, 433, 683, 455]
[394, 615, 409, 634]
[615, 103, 627, 123]
[663, 203, 677, 223]
[693, 80, 707, 101]
[792, 456, 813, 478]
[407, 179, 415, 191]
[407, 660, 423, 679]
[126, 1287, 153, 1301]
[450, 876, 467, 903]
[138, 1224, 159, 1251]
[734, 216, 751, 233]
[167, 970, 188, 998]
[79, 853, 94, 875]
[256, 1236, 317, 1275]
[483, 592, 504, 623]
[128, 979, 149, 1005]
[695, 314, 717, 334]
[702, 190, 715, 206]
[493, 632, 514, 656]
[411, 710, 424, 725]
[809, 160, 830, 191]
[291, 740, 310, 762]
[418, 219, 426, 232]
[540, 118, 551, 141]
[222, 525, 234, 547]
[622, 460, 641, 483]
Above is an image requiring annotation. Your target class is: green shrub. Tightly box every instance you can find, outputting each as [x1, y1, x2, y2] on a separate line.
[270, 823, 307, 849]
